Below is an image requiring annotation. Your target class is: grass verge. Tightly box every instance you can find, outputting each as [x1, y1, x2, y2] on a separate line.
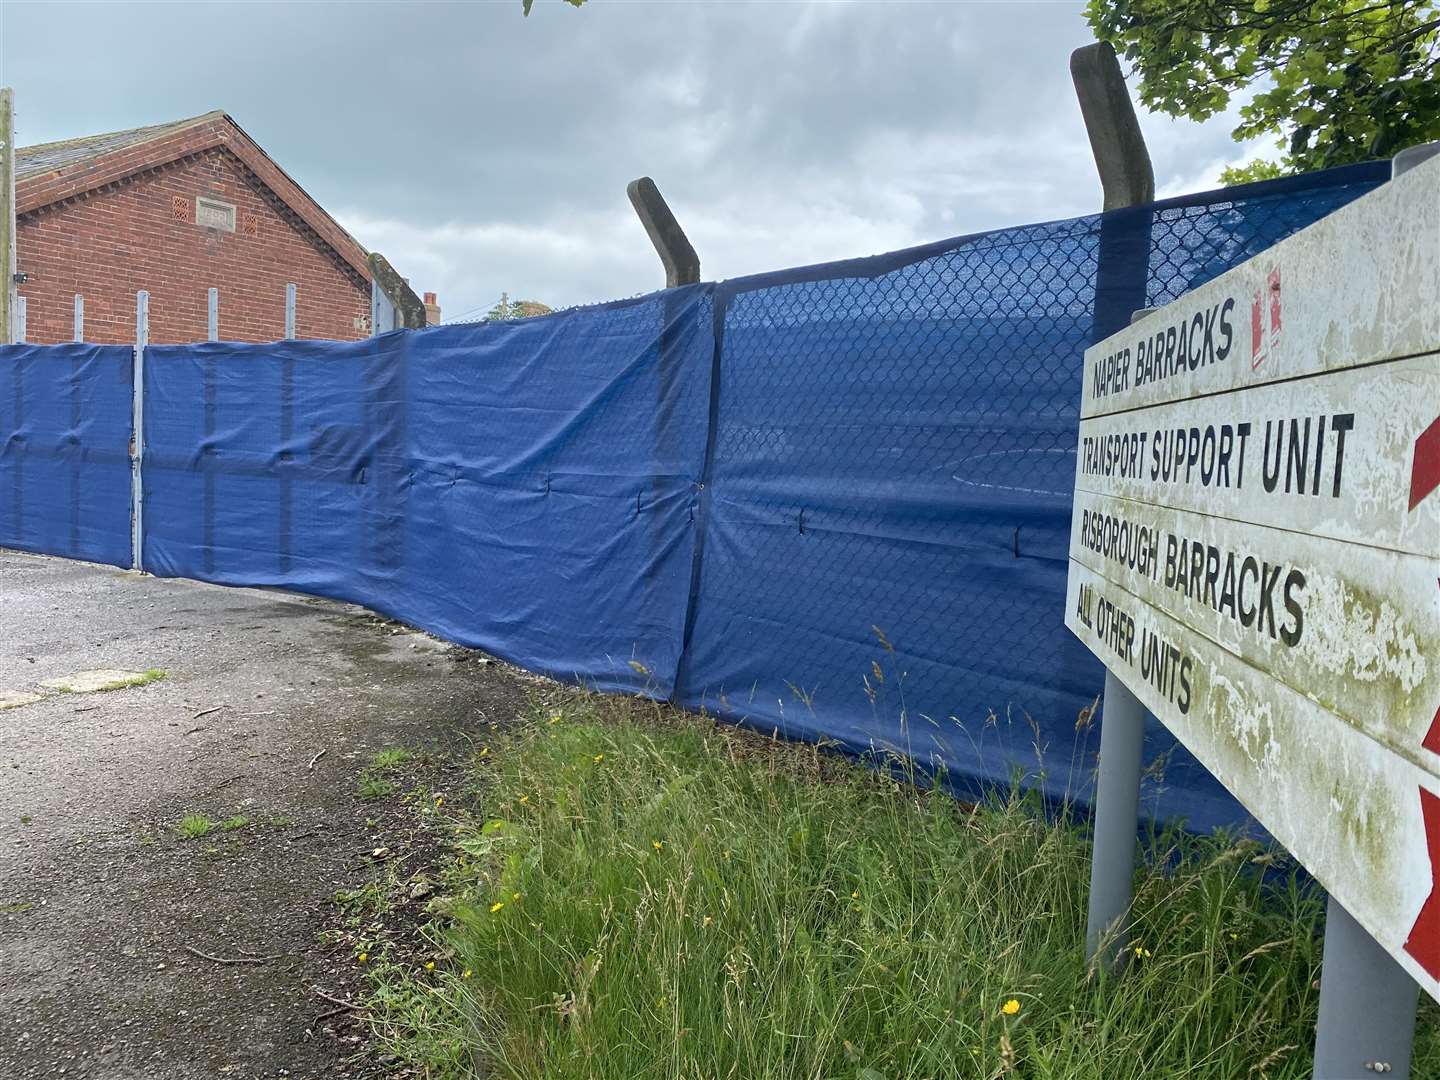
[361, 693, 1440, 1079]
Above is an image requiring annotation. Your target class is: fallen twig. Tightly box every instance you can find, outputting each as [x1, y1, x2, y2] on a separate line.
[307, 748, 328, 771]
[182, 726, 206, 736]
[183, 945, 276, 965]
[191, 704, 227, 720]
[312, 986, 364, 1011]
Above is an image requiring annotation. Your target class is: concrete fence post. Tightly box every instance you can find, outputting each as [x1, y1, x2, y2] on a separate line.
[626, 177, 700, 288]
[284, 283, 296, 340]
[1069, 42, 1154, 210]
[73, 294, 83, 342]
[207, 287, 218, 342]
[13, 295, 24, 343]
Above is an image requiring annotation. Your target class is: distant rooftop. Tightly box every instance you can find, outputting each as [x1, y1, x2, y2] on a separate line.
[16, 111, 224, 180]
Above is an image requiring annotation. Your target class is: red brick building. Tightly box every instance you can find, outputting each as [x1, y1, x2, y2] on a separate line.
[14, 111, 420, 344]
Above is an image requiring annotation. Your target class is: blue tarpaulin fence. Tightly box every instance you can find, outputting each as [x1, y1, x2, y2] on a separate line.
[0, 161, 1390, 831]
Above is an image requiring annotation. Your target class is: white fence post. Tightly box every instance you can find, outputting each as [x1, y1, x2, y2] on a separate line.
[13, 295, 24, 343]
[284, 282, 296, 339]
[207, 287, 218, 342]
[73, 294, 83, 342]
[130, 290, 148, 572]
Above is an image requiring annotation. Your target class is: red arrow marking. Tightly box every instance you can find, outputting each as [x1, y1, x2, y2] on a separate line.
[1410, 416, 1440, 510]
[1405, 787, 1440, 979]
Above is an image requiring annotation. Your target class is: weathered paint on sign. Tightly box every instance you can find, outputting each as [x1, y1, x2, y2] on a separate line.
[1067, 151, 1440, 1002]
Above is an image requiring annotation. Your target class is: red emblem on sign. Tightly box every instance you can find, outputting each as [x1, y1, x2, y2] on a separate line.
[1404, 422, 1440, 977]
[1251, 267, 1282, 370]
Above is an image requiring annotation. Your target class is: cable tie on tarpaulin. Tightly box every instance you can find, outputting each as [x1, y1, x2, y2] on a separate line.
[798, 507, 806, 535]
[1013, 526, 1021, 558]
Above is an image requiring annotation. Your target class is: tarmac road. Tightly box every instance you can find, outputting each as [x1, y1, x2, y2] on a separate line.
[0, 549, 525, 1079]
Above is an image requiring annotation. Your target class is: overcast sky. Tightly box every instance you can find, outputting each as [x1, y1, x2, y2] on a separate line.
[0, 0, 1267, 321]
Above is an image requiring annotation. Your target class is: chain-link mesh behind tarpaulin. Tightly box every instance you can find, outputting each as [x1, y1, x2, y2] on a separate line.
[675, 161, 1388, 832]
[0, 161, 1390, 832]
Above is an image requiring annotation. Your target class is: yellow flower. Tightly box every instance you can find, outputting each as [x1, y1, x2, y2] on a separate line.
[851, 890, 859, 899]
[357, 952, 368, 964]
[519, 795, 530, 806]
[593, 753, 604, 763]
[652, 840, 663, 851]
[1133, 946, 1152, 959]
[1001, 998, 1021, 1016]
[512, 892, 521, 900]
[434, 797, 444, 808]
[702, 915, 713, 927]
[463, 969, 473, 979]
[490, 902, 505, 914]
[425, 961, 435, 971]
[548, 712, 562, 725]
[478, 747, 490, 759]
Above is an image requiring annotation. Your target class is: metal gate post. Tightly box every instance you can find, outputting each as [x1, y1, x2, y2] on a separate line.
[130, 290, 148, 572]
[1085, 667, 1147, 968]
[1313, 895, 1419, 1079]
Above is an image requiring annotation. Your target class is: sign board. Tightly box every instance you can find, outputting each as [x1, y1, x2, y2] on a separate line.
[1065, 153, 1440, 1000]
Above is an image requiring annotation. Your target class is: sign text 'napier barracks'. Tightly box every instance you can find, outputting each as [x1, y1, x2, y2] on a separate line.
[1065, 154, 1440, 999]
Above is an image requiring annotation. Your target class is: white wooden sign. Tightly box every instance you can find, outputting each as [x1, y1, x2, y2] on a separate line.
[1066, 153, 1440, 1000]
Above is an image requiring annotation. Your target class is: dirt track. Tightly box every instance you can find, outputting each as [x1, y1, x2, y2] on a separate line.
[0, 550, 525, 1079]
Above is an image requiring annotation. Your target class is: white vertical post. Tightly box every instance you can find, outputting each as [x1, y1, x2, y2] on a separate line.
[0, 88, 15, 346]
[1085, 668, 1147, 968]
[13, 294, 24, 343]
[73, 294, 83, 342]
[207, 287, 218, 341]
[284, 282, 296, 339]
[130, 290, 148, 572]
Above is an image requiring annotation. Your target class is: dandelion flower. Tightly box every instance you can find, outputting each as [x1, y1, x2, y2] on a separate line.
[478, 747, 490, 759]
[519, 795, 530, 806]
[425, 961, 435, 971]
[1001, 998, 1021, 1016]
[434, 797, 444, 808]
[512, 892, 521, 900]
[593, 753, 604, 763]
[652, 840, 663, 851]
[357, 952, 368, 964]
[463, 969, 473, 979]
[490, 901, 505, 914]
[851, 890, 859, 899]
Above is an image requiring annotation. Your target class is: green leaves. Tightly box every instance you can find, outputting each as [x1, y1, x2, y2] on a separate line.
[523, 0, 587, 14]
[1087, 0, 1440, 180]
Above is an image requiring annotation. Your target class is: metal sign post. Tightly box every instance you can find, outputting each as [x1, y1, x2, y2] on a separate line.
[1067, 147, 1440, 1078]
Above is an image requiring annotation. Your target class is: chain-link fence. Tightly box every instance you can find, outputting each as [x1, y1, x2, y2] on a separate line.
[0, 160, 1388, 829]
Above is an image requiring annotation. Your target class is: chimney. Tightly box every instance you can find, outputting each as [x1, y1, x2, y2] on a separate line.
[423, 291, 441, 326]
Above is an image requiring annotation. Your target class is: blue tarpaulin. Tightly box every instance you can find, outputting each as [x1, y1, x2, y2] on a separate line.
[0, 161, 1390, 830]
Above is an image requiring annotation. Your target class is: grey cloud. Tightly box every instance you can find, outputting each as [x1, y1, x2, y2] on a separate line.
[1, 0, 1257, 316]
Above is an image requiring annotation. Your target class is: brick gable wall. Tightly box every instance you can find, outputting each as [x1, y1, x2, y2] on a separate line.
[16, 147, 370, 345]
